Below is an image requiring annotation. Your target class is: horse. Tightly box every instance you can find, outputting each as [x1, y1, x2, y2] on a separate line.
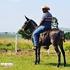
[18, 16, 66, 67]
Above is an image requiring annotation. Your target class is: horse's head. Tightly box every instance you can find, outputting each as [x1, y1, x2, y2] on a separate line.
[22, 16, 38, 31]
[18, 16, 38, 38]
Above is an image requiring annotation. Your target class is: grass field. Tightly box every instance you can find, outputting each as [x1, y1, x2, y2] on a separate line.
[0, 50, 70, 70]
[0, 37, 70, 70]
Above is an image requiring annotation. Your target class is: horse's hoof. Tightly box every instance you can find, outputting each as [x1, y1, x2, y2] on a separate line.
[35, 62, 37, 65]
[38, 61, 40, 64]
[57, 64, 60, 67]
[64, 64, 66, 67]
[57, 65, 59, 67]
[64, 61, 66, 66]
[64, 63, 66, 66]
[35, 61, 37, 65]
[57, 62, 61, 67]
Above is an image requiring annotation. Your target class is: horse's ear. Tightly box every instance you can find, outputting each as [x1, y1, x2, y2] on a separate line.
[25, 16, 29, 21]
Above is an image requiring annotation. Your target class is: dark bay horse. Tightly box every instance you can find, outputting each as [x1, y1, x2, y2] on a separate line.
[18, 16, 66, 67]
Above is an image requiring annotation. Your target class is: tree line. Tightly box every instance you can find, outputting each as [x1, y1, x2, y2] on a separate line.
[64, 32, 70, 40]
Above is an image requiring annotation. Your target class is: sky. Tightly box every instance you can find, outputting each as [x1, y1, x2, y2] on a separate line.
[0, 0, 70, 32]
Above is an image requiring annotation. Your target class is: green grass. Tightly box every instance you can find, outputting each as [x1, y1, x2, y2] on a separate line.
[0, 38, 70, 70]
[0, 50, 70, 70]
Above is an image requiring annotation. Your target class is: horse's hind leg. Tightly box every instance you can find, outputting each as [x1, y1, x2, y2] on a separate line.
[54, 45, 61, 67]
[59, 42, 66, 66]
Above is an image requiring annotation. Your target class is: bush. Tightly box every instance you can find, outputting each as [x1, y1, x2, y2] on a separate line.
[64, 32, 70, 40]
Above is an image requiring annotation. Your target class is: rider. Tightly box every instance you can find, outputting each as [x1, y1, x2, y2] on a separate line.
[32, 5, 52, 50]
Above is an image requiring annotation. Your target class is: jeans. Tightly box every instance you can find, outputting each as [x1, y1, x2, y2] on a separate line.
[32, 25, 51, 46]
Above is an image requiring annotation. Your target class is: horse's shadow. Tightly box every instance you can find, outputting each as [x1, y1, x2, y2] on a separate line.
[42, 63, 70, 67]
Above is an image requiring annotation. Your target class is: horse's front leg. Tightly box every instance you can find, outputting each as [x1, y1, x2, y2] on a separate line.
[38, 46, 41, 64]
[35, 47, 37, 64]
[35, 47, 38, 64]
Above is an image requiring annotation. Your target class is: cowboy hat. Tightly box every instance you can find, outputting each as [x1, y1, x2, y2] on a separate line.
[42, 6, 50, 10]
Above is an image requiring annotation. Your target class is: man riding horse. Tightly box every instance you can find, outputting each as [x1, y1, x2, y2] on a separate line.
[18, 5, 66, 67]
[32, 5, 52, 50]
